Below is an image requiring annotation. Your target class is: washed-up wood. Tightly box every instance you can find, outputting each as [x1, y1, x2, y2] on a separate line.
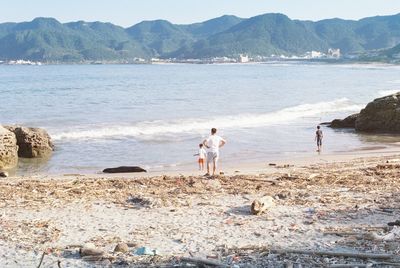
[79, 247, 104, 257]
[180, 257, 228, 267]
[270, 249, 394, 260]
[329, 264, 368, 268]
[36, 252, 46, 268]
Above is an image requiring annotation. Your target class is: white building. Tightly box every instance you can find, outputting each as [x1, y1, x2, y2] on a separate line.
[238, 54, 249, 63]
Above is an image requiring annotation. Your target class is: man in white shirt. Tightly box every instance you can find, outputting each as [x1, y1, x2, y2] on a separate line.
[203, 128, 226, 176]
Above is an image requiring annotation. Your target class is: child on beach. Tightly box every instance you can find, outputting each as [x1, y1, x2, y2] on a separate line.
[194, 143, 207, 171]
[315, 125, 323, 152]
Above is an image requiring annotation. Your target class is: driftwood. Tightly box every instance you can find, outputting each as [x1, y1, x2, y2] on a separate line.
[79, 247, 104, 257]
[37, 252, 46, 268]
[81, 256, 104, 262]
[329, 264, 368, 268]
[180, 257, 228, 267]
[269, 249, 394, 260]
[251, 196, 275, 215]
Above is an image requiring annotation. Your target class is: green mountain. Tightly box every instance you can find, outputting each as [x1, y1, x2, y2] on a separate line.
[0, 13, 399, 62]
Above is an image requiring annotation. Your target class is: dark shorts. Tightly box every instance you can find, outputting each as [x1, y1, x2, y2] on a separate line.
[317, 138, 322, 146]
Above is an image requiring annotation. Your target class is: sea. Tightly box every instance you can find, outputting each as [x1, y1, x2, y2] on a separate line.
[1, 62, 400, 174]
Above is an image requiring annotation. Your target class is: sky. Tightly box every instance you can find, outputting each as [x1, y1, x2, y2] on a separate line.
[0, 0, 399, 27]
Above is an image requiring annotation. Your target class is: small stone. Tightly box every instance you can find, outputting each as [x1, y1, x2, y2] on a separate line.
[0, 171, 8, 178]
[114, 243, 129, 253]
[83, 243, 96, 249]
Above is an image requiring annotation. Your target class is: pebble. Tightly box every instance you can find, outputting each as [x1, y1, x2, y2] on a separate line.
[114, 242, 129, 253]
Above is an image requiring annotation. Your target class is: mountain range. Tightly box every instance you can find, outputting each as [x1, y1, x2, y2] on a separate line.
[0, 13, 399, 62]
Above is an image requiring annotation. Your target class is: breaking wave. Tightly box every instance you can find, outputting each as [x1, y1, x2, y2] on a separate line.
[52, 98, 363, 141]
[378, 89, 400, 96]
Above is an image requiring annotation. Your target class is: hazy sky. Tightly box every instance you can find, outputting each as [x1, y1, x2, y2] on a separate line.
[1, 0, 399, 26]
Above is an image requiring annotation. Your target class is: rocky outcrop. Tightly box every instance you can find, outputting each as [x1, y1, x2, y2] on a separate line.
[355, 93, 400, 132]
[103, 166, 147, 173]
[5, 126, 54, 158]
[0, 126, 18, 169]
[329, 113, 359, 128]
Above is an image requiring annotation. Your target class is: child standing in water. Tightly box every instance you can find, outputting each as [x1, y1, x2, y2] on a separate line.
[315, 125, 323, 152]
[195, 143, 207, 171]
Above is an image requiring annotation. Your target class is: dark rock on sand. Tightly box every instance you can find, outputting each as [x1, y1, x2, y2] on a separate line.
[0, 126, 18, 169]
[103, 166, 147, 173]
[329, 113, 359, 128]
[355, 92, 400, 132]
[5, 126, 54, 158]
[0, 171, 9, 178]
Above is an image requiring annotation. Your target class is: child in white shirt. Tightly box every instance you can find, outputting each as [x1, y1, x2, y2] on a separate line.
[195, 143, 207, 171]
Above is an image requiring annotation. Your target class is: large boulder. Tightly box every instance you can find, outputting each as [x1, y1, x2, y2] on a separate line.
[0, 126, 18, 169]
[329, 113, 359, 128]
[355, 92, 400, 132]
[5, 126, 54, 158]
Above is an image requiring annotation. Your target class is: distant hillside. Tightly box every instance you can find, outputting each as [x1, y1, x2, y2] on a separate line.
[0, 13, 399, 62]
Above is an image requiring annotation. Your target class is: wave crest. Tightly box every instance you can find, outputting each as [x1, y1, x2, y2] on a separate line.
[52, 98, 363, 141]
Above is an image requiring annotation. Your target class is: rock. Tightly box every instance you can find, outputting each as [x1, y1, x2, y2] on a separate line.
[5, 126, 54, 158]
[329, 113, 359, 128]
[251, 196, 275, 215]
[103, 166, 147, 173]
[0, 171, 9, 178]
[355, 92, 400, 132]
[0, 126, 18, 169]
[114, 243, 129, 253]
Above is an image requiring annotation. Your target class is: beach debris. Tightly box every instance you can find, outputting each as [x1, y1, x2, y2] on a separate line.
[0, 171, 8, 178]
[388, 220, 400, 226]
[251, 196, 275, 215]
[135, 246, 159, 256]
[36, 251, 47, 268]
[269, 248, 394, 260]
[127, 196, 154, 208]
[367, 226, 400, 241]
[180, 257, 228, 267]
[268, 163, 277, 166]
[102, 166, 146, 173]
[114, 242, 129, 253]
[79, 243, 104, 257]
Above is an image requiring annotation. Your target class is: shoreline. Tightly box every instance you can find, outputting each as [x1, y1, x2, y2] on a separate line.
[13, 144, 400, 179]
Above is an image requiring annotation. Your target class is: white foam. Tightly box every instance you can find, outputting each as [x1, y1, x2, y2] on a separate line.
[378, 89, 400, 96]
[52, 98, 363, 141]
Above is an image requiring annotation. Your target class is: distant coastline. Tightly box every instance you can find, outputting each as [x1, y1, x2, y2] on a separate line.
[0, 13, 399, 64]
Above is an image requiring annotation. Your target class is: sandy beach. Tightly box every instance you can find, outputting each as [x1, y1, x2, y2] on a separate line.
[1, 151, 400, 267]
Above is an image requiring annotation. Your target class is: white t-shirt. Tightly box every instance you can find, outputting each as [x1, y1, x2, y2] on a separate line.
[198, 148, 207, 159]
[205, 135, 226, 153]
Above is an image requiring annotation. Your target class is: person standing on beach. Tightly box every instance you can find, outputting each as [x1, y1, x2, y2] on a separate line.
[194, 143, 207, 171]
[203, 128, 226, 176]
[315, 125, 323, 152]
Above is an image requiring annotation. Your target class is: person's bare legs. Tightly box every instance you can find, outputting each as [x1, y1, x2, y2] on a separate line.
[206, 161, 211, 175]
[212, 158, 218, 176]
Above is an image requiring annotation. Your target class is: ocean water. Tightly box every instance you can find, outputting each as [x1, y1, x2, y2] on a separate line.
[1, 62, 400, 174]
